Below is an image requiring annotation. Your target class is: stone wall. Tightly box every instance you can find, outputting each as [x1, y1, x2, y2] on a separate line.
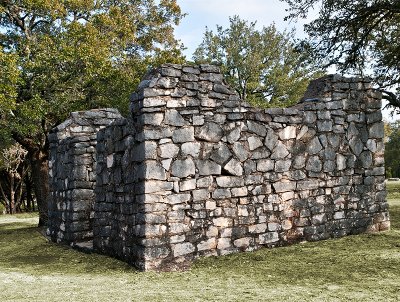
[47, 108, 122, 244]
[88, 64, 389, 271]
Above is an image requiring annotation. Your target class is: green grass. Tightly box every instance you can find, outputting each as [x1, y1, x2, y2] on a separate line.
[1, 186, 400, 302]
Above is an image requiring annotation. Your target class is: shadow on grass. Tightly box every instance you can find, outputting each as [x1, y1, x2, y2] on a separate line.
[0, 222, 135, 276]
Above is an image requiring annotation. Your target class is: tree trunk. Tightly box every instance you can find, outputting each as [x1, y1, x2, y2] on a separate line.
[9, 176, 15, 214]
[25, 174, 33, 212]
[29, 150, 49, 226]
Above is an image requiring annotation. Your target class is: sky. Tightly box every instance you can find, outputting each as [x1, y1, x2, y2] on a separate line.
[174, 0, 399, 122]
[175, 0, 304, 59]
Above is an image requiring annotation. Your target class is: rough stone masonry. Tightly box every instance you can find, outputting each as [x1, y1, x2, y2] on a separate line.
[47, 64, 390, 271]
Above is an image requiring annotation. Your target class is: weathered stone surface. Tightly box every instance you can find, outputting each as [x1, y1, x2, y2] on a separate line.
[165, 109, 186, 126]
[247, 121, 267, 136]
[172, 127, 195, 143]
[279, 126, 296, 140]
[210, 143, 232, 164]
[248, 136, 263, 151]
[171, 158, 196, 178]
[271, 141, 289, 159]
[232, 142, 250, 162]
[224, 158, 243, 176]
[181, 142, 201, 157]
[216, 176, 244, 188]
[257, 159, 274, 172]
[197, 160, 222, 175]
[368, 122, 384, 138]
[306, 156, 322, 172]
[264, 129, 278, 151]
[144, 161, 166, 180]
[160, 143, 179, 158]
[307, 137, 323, 155]
[196, 122, 224, 142]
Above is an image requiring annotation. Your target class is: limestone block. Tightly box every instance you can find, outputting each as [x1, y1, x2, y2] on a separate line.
[165, 109, 186, 126]
[279, 126, 297, 140]
[193, 115, 205, 126]
[368, 122, 384, 138]
[141, 128, 172, 140]
[196, 122, 224, 142]
[144, 161, 166, 180]
[171, 158, 196, 178]
[193, 189, 210, 201]
[166, 193, 191, 205]
[180, 179, 196, 191]
[197, 160, 221, 175]
[143, 180, 174, 193]
[196, 176, 213, 188]
[227, 127, 241, 143]
[306, 156, 322, 172]
[297, 179, 319, 190]
[172, 242, 195, 257]
[181, 142, 201, 157]
[270, 141, 289, 160]
[197, 238, 217, 251]
[275, 160, 291, 172]
[307, 137, 323, 155]
[248, 136, 263, 151]
[212, 188, 231, 199]
[217, 238, 232, 249]
[317, 120, 333, 132]
[206, 200, 217, 210]
[268, 223, 280, 231]
[161, 66, 181, 77]
[231, 187, 248, 197]
[257, 159, 275, 172]
[160, 143, 179, 158]
[216, 176, 245, 188]
[172, 127, 195, 143]
[272, 181, 296, 193]
[349, 137, 364, 156]
[247, 121, 267, 137]
[210, 143, 232, 164]
[238, 205, 249, 216]
[264, 129, 279, 151]
[213, 217, 233, 227]
[232, 142, 250, 162]
[224, 158, 243, 176]
[141, 113, 164, 126]
[336, 154, 346, 171]
[259, 232, 279, 244]
[233, 237, 251, 248]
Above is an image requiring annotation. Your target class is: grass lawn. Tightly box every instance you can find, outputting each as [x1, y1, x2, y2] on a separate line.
[1, 184, 400, 302]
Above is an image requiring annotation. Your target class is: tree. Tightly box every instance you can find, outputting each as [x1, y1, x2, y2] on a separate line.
[281, 0, 400, 112]
[193, 16, 321, 108]
[0, 0, 184, 225]
[385, 121, 400, 178]
[0, 143, 28, 214]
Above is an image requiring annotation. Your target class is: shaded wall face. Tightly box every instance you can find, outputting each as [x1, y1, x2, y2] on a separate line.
[47, 109, 122, 244]
[93, 64, 389, 271]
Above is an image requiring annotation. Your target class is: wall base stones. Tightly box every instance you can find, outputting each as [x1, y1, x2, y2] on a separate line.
[48, 64, 389, 271]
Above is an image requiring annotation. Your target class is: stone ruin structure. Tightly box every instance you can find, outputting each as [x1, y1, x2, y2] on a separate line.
[47, 64, 390, 271]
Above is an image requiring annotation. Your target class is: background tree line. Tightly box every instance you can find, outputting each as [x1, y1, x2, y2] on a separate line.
[1, 0, 399, 224]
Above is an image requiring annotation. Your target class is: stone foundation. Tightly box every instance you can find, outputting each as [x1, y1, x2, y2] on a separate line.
[48, 64, 389, 271]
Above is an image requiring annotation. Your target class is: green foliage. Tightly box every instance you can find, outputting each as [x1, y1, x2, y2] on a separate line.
[282, 0, 400, 111]
[193, 16, 322, 108]
[0, 0, 185, 144]
[385, 121, 400, 178]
